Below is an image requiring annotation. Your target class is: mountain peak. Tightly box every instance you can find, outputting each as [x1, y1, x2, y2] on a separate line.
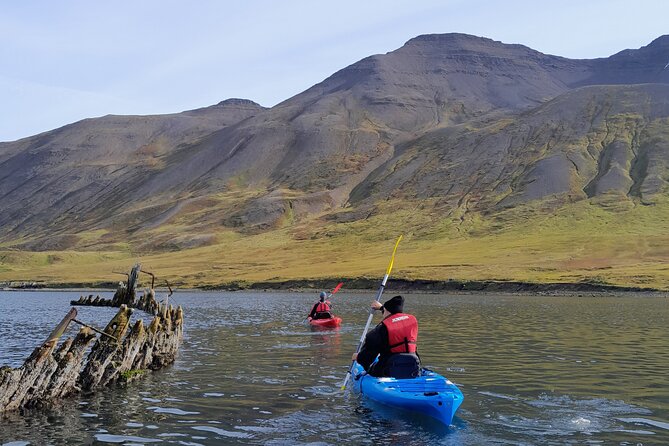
[399, 32, 534, 57]
[646, 34, 669, 53]
[609, 34, 669, 59]
[406, 32, 490, 43]
[215, 98, 263, 107]
[649, 34, 669, 46]
[403, 33, 499, 49]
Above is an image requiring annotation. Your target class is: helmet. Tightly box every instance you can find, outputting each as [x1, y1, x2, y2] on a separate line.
[319, 291, 327, 300]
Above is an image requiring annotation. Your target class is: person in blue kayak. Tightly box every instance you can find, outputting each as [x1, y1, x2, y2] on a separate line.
[308, 291, 333, 319]
[352, 295, 420, 378]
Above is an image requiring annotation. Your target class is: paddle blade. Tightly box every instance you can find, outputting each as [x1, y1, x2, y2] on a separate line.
[341, 371, 351, 390]
[331, 282, 343, 295]
[385, 235, 403, 276]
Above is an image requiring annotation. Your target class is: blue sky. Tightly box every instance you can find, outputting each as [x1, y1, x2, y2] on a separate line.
[1, 0, 667, 142]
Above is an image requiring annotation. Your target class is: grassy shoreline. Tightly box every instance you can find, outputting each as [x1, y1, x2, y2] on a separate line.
[2, 277, 665, 295]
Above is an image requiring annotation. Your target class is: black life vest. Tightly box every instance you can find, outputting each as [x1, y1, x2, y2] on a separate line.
[382, 313, 418, 353]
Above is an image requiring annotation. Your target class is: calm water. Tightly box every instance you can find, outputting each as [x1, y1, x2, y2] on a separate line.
[0, 290, 668, 445]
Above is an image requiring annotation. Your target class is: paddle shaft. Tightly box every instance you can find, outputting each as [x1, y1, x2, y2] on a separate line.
[355, 274, 388, 349]
[340, 274, 388, 388]
[341, 236, 402, 390]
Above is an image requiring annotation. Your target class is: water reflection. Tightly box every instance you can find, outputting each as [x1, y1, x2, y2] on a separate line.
[0, 291, 668, 445]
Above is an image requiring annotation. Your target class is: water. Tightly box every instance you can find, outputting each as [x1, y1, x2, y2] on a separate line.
[0, 290, 668, 445]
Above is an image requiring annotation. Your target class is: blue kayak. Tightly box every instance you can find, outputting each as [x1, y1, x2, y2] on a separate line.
[351, 362, 464, 426]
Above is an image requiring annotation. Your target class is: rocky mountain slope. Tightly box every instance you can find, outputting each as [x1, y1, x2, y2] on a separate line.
[1, 33, 669, 288]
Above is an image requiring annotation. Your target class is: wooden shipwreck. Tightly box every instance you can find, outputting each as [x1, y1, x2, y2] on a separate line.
[70, 263, 170, 315]
[0, 268, 183, 414]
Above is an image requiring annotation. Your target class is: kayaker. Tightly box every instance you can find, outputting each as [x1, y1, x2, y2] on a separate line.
[308, 291, 333, 320]
[352, 295, 420, 378]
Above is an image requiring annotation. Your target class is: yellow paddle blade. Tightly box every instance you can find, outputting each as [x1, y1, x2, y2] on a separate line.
[385, 235, 403, 276]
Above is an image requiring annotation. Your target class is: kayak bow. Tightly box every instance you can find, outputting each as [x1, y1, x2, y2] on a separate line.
[308, 316, 342, 328]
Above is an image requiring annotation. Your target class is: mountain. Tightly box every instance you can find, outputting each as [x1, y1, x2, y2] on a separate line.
[0, 99, 265, 249]
[1, 34, 669, 288]
[348, 83, 669, 209]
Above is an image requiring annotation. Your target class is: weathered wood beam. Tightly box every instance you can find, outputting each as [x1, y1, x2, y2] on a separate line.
[71, 318, 118, 341]
[44, 308, 77, 348]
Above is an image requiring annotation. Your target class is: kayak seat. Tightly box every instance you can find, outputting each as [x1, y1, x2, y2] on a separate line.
[383, 353, 421, 379]
[313, 311, 333, 319]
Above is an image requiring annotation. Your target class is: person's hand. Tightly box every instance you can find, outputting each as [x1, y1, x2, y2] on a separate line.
[371, 301, 383, 311]
[351, 352, 358, 361]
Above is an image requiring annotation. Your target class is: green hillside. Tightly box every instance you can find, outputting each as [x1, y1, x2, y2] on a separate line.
[2, 193, 669, 290]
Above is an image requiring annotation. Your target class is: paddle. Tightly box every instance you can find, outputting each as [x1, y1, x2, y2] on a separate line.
[328, 282, 344, 298]
[341, 235, 402, 390]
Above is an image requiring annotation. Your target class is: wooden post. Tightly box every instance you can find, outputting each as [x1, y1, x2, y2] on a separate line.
[141, 269, 156, 289]
[44, 308, 77, 347]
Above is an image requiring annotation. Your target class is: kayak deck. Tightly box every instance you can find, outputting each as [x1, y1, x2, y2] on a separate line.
[307, 316, 342, 328]
[351, 362, 463, 426]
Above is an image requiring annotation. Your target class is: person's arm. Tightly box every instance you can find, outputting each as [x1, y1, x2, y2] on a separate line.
[308, 303, 318, 318]
[356, 325, 386, 371]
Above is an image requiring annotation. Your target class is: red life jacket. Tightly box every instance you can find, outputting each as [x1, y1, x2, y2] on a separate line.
[315, 301, 331, 313]
[382, 313, 418, 353]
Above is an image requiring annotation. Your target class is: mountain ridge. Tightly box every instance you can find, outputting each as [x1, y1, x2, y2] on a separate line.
[2, 33, 669, 289]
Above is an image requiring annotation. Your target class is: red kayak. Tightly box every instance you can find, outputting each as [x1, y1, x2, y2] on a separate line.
[308, 316, 342, 328]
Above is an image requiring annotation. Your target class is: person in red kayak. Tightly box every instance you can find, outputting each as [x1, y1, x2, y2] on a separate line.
[352, 295, 420, 378]
[308, 291, 333, 320]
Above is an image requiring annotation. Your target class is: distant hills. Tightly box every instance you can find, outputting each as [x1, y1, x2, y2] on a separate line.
[2, 33, 669, 289]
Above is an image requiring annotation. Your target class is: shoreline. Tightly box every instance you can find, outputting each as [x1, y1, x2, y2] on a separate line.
[2, 277, 667, 296]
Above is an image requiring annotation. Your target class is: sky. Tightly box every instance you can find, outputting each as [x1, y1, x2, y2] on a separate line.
[1, 0, 667, 142]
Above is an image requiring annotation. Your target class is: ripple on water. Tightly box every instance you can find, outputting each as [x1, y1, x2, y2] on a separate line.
[271, 343, 308, 349]
[618, 417, 669, 431]
[478, 391, 518, 401]
[570, 416, 592, 431]
[234, 425, 276, 433]
[191, 426, 253, 439]
[146, 406, 200, 415]
[305, 385, 338, 396]
[484, 393, 652, 437]
[263, 378, 284, 384]
[94, 434, 162, 443]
